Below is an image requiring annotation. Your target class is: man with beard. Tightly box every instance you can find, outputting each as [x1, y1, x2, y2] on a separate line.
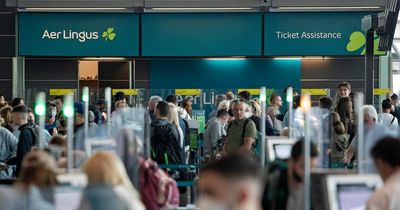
[262, 139, 319, 210]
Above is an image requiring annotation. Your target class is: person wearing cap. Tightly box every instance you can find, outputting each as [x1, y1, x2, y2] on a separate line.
[6, 105, 39, 175]
[73, 102, 86, 150]
[45, 102, 60, 136]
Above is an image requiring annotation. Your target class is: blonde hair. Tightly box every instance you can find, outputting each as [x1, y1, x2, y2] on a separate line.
[83, 151, 135, 193]
[217, 100, 230, 110]
[167, 102, 180, 128]
[250, 101, 261, 116]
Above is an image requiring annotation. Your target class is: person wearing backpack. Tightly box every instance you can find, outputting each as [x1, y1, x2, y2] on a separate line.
[6, 105, 38, 176]
[225, 100, 257, 155]
[150, 101, 183, 167]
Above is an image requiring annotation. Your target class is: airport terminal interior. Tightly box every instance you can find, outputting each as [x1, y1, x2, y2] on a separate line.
[1, 0, 400, 210]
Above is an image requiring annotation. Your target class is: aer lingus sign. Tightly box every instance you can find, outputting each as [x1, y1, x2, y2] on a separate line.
[265, 12, 385, 56]
[19, 13, 139, 56]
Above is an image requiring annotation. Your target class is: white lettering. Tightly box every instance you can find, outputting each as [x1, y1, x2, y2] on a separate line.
[276, 31, 300, 39]
[277, 31, 342, 40]
[42, 30, 61, 39]
[43, 29, 101, 42]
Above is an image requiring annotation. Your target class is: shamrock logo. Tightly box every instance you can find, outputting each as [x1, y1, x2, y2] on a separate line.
[102, 27, 116, 41]
[346, 31, 385, 55]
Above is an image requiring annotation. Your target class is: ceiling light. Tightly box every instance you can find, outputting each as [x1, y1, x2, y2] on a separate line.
[148, 7, 254, 11]
[204, 57, 247, 61]
[21, 7, 129, 11]
[80, 57, 127, 61]
[272, 6, 382, 11]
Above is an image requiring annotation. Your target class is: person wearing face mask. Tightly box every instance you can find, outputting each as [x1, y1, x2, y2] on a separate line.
[204, 109, 230, 159]
[198, 154, 261, 210]
[262, 139, 319, 210]
[45, 102, 59, 136]
[225, 100, 257, 155]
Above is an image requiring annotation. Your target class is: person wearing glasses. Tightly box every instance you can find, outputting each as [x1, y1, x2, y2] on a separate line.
[267, 93, 283, 134]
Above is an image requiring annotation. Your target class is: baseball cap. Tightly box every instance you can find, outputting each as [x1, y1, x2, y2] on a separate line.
[74, 102, 84, 115]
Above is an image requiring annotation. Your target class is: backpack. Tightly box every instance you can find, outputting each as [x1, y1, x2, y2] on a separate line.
[139, 157, 180, 210]
[28, 126, 43, 149]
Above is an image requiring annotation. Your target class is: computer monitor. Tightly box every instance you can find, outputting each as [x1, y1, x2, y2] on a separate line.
[326, 174, 382, 210]
[55, 186, 83, 210]
[267, 138, 296, 161]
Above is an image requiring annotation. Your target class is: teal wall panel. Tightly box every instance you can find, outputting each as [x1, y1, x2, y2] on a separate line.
[149, 59, 301, 89]
[19, 13, 139, 56]
[265, 12, 384, 56]
[142, 13, 262, 56]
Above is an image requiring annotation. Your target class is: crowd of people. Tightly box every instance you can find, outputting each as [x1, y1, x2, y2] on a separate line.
[0, 81, 399, 210]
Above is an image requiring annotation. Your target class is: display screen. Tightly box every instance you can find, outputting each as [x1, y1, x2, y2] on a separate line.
[337, 184, 375, 210]
[273, 144, 292, 160]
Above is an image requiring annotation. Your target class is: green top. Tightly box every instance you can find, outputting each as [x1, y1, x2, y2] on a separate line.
[226, 118, 257, 154]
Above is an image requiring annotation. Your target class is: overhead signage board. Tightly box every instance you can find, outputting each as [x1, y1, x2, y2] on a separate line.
[19, 13, 139, 56]
[142, 13, 262, 56]
[265, 12, 386, 56]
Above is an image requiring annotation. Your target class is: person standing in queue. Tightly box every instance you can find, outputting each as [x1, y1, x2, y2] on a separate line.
[224, 100, 257, 155]
[389, 93, 400, 124]
[336, 81, 352, 100]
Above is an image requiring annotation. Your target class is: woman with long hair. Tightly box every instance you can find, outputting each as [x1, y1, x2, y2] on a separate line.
[334, 97, 354, 138]
[167, 103, 184, 148]
[79, 151, 145, 210]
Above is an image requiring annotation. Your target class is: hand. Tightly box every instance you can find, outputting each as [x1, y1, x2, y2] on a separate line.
[52, 128, 58, 136]
[0, 162, 8, 170]
[343, 156, 350, 164]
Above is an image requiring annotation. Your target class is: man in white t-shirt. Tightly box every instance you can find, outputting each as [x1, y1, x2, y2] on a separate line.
[378, 99, 398, 130]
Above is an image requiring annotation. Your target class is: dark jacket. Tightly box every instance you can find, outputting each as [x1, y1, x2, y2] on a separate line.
[150, 119, 183, 165]
[250, 115, 279, 136]
[262, 160, 289, 210]
[391, 106, 400, 124]
[7, 123, 36, 175]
